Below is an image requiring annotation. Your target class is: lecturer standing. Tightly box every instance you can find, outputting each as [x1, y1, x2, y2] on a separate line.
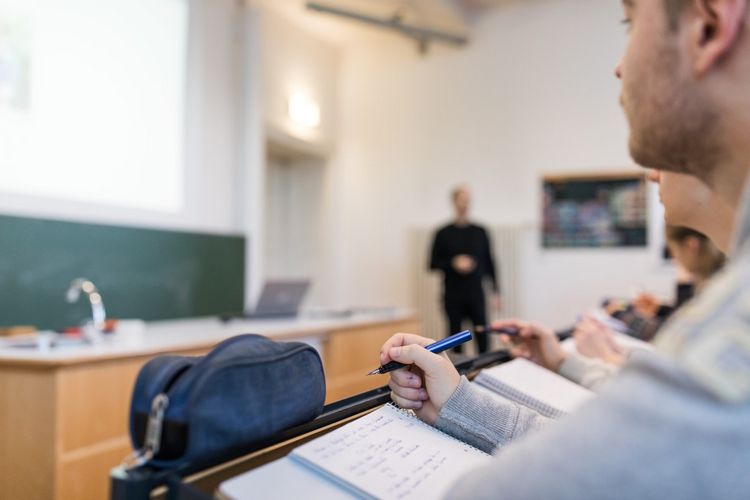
[429, 186, 500, 353]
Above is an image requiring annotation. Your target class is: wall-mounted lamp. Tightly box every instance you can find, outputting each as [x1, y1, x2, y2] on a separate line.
[287, 93, 321, 129]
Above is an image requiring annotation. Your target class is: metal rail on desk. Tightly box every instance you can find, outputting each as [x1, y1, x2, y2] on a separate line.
[109, 349, 511, 500]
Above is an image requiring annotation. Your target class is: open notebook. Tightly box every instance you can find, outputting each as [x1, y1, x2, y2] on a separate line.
[474, 358, 595, 419]
[220, 403, 490, 499]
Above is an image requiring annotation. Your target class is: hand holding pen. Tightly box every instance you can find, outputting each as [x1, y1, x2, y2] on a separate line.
[368, 330, 472, 375]
[490, 319, 567, 372]
[377, 332, 464, 425]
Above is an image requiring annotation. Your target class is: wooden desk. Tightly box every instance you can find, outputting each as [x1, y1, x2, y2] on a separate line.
[0, 312, 420, 500]
[129, 350, 510, 500]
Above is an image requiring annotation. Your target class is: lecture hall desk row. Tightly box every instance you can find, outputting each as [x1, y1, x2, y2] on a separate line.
[0, 311, 420, 500]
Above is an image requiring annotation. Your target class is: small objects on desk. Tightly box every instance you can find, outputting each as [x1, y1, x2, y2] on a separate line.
[59, 318, 119, 336]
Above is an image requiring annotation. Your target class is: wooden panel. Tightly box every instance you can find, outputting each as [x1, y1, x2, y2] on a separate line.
[324, 320, 420, 402]
[325, 320, 420, 377]
[0, 367, 57, 500]
[325, 371, 390, 403]
[57, 437, 133, 500]
[58, 349, 209, 452]
[58, 358, 151, 452]
[54, 348, 209, 498]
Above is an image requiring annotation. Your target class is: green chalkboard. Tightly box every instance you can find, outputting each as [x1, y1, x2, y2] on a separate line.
[0, 214, 245, 330]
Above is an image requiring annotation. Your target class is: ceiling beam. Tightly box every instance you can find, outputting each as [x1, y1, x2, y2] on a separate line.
[305, 1, 469, 53]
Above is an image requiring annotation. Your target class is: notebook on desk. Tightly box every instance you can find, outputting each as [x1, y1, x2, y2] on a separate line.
[219, 403, 490, 499]
[474, 358, 595, 419]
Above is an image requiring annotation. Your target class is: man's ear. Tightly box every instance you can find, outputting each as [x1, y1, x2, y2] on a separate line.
[690, 0, 748, 75]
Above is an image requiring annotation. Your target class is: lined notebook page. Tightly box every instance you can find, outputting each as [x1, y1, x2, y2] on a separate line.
[291, 404, 490, 499]
[475, 358, 595, 418]
[218, 457, 356, 500]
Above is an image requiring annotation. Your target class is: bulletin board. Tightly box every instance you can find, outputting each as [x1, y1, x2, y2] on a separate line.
[542, 172, 648, 248]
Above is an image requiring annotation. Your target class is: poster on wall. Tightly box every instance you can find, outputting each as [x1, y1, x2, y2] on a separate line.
[542, 172, 648, 248]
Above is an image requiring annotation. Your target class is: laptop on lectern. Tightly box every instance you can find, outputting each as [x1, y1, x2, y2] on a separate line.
[246, 280, 310, 319]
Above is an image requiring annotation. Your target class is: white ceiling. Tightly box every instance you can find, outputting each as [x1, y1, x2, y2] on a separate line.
[249, 0, 517, 47]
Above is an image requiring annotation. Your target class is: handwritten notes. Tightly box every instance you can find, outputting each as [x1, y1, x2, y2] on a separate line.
[292, 404, 490, 499]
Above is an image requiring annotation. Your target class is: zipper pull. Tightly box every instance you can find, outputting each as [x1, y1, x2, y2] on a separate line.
[143, 393, 169, 457]
[119, 393, 170, 470]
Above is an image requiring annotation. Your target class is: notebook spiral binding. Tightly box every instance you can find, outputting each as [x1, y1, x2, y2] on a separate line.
[385, 403, 491, 457]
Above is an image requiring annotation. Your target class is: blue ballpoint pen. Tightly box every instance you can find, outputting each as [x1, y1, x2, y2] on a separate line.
[366, 329, 473, 376]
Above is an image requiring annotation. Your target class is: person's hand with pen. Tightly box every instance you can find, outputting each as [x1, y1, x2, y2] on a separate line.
[379, 320, 568, 425]
[573, 315, 627, 366]
[492, 319, 568, 372]
[378, 333, 461, 425]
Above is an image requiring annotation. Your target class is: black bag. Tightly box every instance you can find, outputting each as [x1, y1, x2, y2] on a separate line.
[126, 334, 326, 469]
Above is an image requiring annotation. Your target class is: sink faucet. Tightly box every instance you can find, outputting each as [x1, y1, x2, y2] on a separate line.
[66, 278, 107, 334]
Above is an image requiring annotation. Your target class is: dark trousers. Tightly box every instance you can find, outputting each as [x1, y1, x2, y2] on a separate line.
[443, 294, 488, 353]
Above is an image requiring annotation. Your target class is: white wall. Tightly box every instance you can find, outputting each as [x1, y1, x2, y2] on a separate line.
[321, 0, 675, 327]
[0, 0, 243, 235]
[243, 5, 341, 306]
[264, 155, 328, 291]
[260, 7, 339, 153]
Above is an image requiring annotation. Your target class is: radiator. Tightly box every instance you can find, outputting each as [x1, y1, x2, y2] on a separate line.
[410, 225, 523, 354]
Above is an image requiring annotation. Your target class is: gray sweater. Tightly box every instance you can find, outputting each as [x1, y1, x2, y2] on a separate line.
[431, 352, 619, 454]
[558, 352, 620, 392]
[435, 348, 750, 499]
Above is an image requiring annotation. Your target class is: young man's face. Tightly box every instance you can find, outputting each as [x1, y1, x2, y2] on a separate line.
[453, 189, 470, 218]
[616, 0, 720, 182]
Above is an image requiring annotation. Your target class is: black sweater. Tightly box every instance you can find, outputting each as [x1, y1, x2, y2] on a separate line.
[429, 223, 499, 298]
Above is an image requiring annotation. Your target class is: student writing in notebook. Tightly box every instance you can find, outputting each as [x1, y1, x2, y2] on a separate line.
[502, 211, 730, 391]
[590, 171, 730, 347]
[604, 224, 726, 341]
[504, 167, 732, 390]
[574, 226, 725, 380]
[381, 2, 750, 498]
